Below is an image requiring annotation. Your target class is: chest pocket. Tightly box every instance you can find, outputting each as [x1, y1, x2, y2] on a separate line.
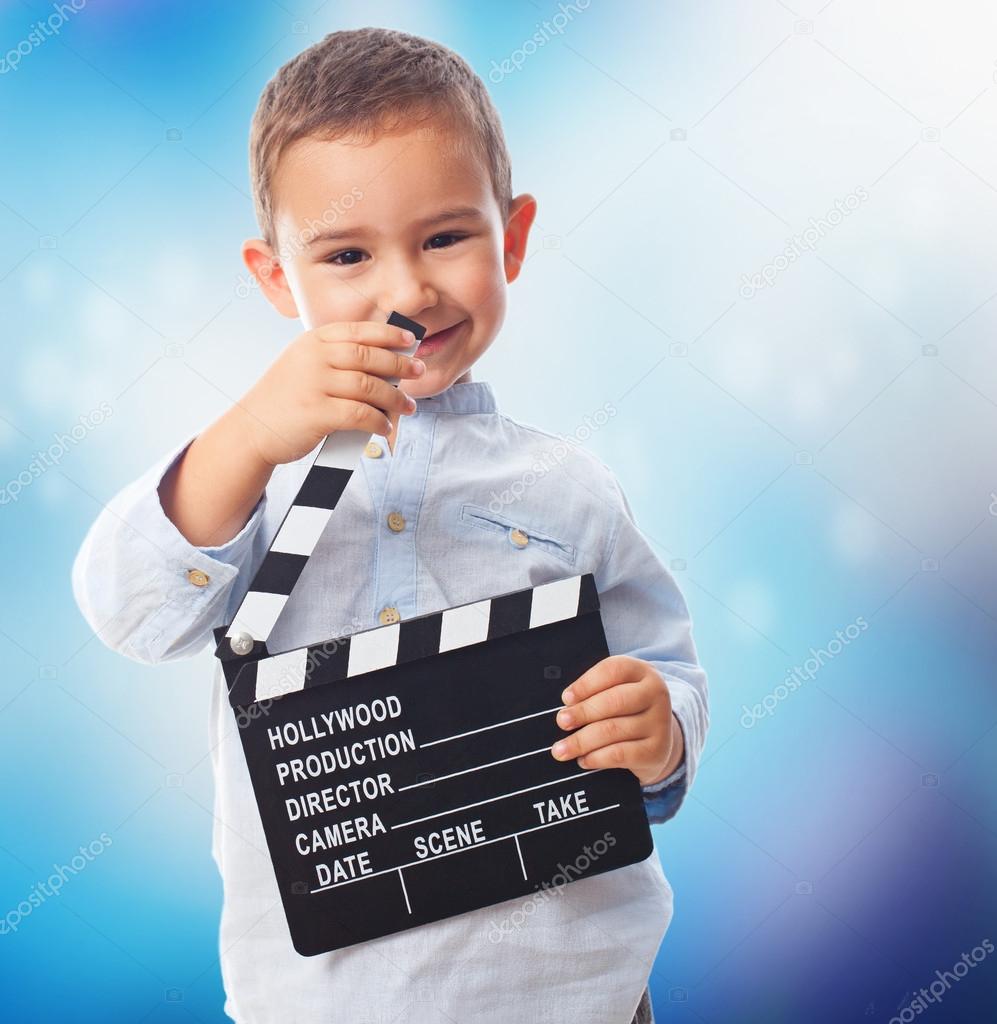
[457, 503, 577, 566]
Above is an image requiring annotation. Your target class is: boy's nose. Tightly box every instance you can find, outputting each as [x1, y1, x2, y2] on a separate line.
[380, 263, 438, 320]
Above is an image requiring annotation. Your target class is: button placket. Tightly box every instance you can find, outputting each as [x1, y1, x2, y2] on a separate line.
[371, 411, 429, 626]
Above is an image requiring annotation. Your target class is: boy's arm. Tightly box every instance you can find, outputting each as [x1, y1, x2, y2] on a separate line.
[72, 319, 425, 666]
[157, 404, 275, 548]
[593, 471, 710, 826]
[70, 424, 272, 665]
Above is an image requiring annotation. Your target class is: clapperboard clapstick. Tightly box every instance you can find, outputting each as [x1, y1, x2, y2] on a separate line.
[212, 312, 654, 956]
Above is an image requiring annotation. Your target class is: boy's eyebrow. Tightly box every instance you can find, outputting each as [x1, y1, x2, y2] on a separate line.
[305, 205, 486, 246]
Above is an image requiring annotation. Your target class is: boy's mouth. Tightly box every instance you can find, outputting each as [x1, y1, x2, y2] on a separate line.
[417, 319, 466, 355]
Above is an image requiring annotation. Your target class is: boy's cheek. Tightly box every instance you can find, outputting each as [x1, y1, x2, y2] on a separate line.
[458, 253, 508, 303]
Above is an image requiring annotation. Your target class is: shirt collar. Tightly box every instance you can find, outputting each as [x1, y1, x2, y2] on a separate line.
[414, 380, 497, 415]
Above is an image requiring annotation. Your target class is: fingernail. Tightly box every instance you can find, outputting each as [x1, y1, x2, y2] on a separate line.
[412, 358, 426, 374]
[552, 741, 568, 758]
[557, 709, 573, 728]
[561, 688, 574, 704]
[403, 330, 416, 344]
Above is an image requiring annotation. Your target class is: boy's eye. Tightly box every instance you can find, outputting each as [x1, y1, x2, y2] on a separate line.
[425, 233, 466, 249]
[323, 234, 466, 265]
[324, 249, 367, 266]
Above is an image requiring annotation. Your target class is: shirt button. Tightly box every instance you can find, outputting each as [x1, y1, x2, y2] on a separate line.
[365, 441, 383, 459]
[379, 606, 400, 625]
[510, 528, 530, 548]
[386, 512, 406, 532]
[186, 568, 210, 586]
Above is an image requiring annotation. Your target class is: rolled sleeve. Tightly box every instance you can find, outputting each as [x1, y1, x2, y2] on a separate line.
[594, 471, 710, 826]
[71, 432, 268, 665]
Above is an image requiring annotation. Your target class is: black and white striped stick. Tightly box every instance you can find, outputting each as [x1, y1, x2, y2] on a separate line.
[213, 311, 426, 668]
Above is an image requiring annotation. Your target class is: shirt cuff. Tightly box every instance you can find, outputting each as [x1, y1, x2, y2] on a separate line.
[127, 435, 268, 660]
[640, 759, 687, 796]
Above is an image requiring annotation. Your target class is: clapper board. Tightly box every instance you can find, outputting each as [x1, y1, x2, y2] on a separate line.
[212, 312, 654, 956]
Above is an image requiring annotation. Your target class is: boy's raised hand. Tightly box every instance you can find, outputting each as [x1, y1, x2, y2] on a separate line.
[550, 655, 685, 788]
[238, 321, 427, 468]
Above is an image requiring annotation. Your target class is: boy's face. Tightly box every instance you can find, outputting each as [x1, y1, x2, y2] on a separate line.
[244, 120, 536, 398]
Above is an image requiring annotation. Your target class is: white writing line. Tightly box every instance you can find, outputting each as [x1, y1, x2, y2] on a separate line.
[390, 769, 605, 829]
[419, 705, 563, 747]
[514, 835, 527, 880]
[397, 746, 553, 791]
[398, 868, 411, 914]
[309, 803, 621, 893]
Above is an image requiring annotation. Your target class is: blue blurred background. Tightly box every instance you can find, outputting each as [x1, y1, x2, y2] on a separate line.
[2, 1, 996, 1021]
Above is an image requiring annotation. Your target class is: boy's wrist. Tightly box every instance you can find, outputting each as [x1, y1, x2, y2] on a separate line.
[645, 713, 685, 788]
[222, 401, 278, 474]
[159, 405, 275, 549]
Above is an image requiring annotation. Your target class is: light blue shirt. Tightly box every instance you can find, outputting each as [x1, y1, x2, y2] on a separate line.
[72, 379, 708, 1024]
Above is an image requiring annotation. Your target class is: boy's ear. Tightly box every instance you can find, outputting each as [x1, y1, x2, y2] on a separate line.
[242, 238, 300, 318]
[503, 193, 538, 284]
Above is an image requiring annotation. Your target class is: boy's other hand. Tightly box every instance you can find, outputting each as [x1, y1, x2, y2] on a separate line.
[238, 321, 427, 468]
[550, 655, 684, 788]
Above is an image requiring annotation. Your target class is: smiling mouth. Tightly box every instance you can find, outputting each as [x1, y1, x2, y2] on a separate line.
[417, 319, 466, 352]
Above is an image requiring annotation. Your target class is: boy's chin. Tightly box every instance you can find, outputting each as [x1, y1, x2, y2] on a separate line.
[404, 367, 471, 400]
[407, 383, 450, 401]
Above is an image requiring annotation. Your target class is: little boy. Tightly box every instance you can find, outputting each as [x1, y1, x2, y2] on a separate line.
[71, 27, 708, 1024]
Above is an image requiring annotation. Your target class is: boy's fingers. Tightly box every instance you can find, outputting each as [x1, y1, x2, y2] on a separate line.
[573, 740, 653, 774]
[560, 654, 645, 706]
[550, 713, 651, 764]
[322, 371, 416, 417]
[555, 680, 646, 731]
[314, 321, 417, 348]
[326, 343, 425, 379]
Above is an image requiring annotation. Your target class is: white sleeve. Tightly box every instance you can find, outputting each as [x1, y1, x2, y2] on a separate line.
[594, 470, 710, 824]
[70, 434, 269, 664]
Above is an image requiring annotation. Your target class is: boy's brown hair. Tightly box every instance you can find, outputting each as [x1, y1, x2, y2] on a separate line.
[249, 26, 513, 249]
